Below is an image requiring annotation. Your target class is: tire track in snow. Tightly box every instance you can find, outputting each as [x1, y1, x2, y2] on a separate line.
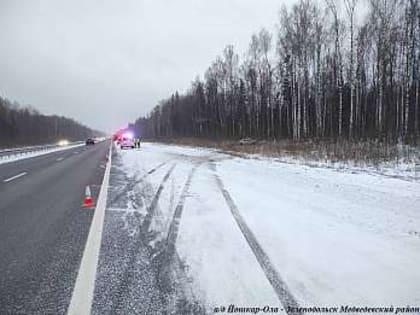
[212, 166, 302, 315]
[108, 161, 167, 206]
[152, 163, 206, 314]
[162, 165, 198, 264]
[105, 163, 176, 314]
[107, 162, 204, 314]
[141, 163, 177, 234]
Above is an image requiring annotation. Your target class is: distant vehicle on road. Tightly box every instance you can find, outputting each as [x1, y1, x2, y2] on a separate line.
[85, 138, 95, 145]
[58, 139, 69, 146]
[120, 136, 135, 149]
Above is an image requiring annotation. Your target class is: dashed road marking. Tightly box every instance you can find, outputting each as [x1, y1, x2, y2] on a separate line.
[56, 157, 64, 161]
[3, 172, 27, 182]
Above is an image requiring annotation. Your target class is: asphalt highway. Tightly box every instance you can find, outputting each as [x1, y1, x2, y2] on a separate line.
[0, 140, 110, 314]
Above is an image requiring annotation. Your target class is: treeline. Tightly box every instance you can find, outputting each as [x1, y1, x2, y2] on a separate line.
[0, 96, 99, 147]
[133, 0, 420, 143]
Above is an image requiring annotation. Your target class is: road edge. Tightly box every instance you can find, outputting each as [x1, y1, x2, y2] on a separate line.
[67, 144, 112, 315]
[0, 143, 86, 166]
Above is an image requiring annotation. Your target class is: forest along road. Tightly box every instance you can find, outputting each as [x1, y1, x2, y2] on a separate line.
[0, 140, 110, 315]
[92, 142, 420, 315]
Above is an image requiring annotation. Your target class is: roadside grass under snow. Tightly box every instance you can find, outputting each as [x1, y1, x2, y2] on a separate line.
[152, 138, 420, 181]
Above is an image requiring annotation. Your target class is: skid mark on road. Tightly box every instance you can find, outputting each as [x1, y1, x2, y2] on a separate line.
[153, 176, 176, 237]
[149, 163, 205, 314]
[108, 161, 168, 207]
[95, 150, 220, 314]
[101, 160, 204, 314]
[146, 162, 167, 175]
[149, 165, 200, 302]
[212, 165, 302, 315]
[141, 163, 177, 234]
[162, 165, 198, 264]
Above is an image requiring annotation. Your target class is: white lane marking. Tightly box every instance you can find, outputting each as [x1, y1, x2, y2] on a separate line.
[3, 172, 27, 182]
[73, 151, 80, 154]
[67, 146, 112, 315]
[56, 157, 64, 161]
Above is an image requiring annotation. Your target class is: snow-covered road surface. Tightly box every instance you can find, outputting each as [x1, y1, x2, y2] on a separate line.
[92, 142, 420, 314]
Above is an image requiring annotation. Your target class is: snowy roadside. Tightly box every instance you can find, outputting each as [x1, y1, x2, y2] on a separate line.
[94, 142, 420, 314]
[248, 153, 420, 182]
[0, 143, 85, 165]
[157, 141, 420, 182]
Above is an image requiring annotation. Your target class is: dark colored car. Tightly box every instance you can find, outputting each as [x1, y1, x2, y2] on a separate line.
[85, 138, 95, 145]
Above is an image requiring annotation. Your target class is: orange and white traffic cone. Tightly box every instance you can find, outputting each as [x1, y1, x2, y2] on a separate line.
[82, 185, 95, 208]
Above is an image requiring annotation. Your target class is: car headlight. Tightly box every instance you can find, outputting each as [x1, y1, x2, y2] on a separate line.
[58, 140, 69, 146]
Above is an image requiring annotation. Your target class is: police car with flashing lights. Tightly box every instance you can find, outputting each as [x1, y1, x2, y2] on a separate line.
[120, 135, 135, 149]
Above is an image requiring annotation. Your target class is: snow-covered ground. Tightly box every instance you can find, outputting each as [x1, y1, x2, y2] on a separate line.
[96, 142, 420, 314]
[0, 143, 85, 165]
[217, 146, 420, 182]
[260, 154, 420, 182]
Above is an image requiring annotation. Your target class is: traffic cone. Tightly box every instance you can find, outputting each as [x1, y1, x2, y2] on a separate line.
[82, 185, 95, 208]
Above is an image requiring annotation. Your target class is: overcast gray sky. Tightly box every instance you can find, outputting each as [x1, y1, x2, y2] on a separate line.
[0, 0, 294, 133]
